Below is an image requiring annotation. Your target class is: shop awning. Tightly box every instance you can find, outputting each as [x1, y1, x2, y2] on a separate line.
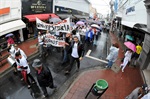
[121, 21, 136, 28]
[24, 14, 59, 22]
[0, 20, 26, 37]
[122, 21, 147, 28]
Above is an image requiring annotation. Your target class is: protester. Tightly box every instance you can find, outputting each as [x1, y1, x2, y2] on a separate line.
[32, 59, 56, 98]
[65, 36, 84, 74]
[38, 31, 44, 57]
[93, 28, 98, 45]
[14, 44, 27, 59]
[7, 44, 18, 73]
[120, 49, 133, 72]
[62, 33, 72, 65]
[85, 28, 93, 43]
[106, 44, 119, 68]
[15, 52, 36, 88]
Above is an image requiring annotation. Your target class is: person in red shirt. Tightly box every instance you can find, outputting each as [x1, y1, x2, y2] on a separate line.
[7, 37, 15, 46]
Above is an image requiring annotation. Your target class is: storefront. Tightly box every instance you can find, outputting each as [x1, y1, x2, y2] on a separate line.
[22, 0, 55, 40]
[54, 0, 90, 22]
[117, 0, 148, 67]
[0, 0, 26, 51]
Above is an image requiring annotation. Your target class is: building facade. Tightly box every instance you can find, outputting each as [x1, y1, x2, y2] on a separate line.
[54, 0, 90, 19]
[0, 0, 26, 51]
[117, 0, 150, 70]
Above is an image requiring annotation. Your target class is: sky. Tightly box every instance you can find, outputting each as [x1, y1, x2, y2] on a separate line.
[89, 0, 111, 16]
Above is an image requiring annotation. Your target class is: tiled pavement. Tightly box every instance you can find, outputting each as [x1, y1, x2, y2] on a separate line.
[61, 32, 144, 99]
[0, 38, 38, 73]
[62, 68, 143, 99]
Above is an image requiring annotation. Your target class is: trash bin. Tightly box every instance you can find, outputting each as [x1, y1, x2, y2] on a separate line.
[92, 79, 108, 96]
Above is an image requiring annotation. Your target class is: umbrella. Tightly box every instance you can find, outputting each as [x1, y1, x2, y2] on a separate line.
[76, 21, 84, 25]
[49, 18, 62, 24]
[91, 24, 100, 29]
[125, 35, 134, 41]
[124, 41, 136, 52]
[5, 33, 13, 37]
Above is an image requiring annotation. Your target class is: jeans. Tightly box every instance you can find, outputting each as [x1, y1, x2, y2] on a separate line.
[108, 60, 113, 68]
[62, 49, 68, 63]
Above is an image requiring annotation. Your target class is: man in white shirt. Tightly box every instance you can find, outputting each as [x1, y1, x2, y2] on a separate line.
[15, 52, 36, 88]
[65, 36, 84, 74]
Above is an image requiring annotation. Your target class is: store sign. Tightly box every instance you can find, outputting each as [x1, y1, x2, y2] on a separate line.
[126, 6, 135, 15]
[55, 6, 89, 16]
[36, 17, 71, 32]
[22, 0, 53, 15]
[0, 7, 10, 16]
[43, 33, 65, 47]
[30, 0, 46, 13]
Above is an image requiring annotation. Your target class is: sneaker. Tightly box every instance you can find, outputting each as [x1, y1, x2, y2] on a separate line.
[28, 85, 31, 89]
[105, 65, 108, 68]
[32, 81, 36, 84]
[65, 71, 70, 75]
[41, 95, 48, 98]
[20, 78, 24, 81]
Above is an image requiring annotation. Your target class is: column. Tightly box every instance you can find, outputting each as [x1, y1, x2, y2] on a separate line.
[19, 29, 24, 42]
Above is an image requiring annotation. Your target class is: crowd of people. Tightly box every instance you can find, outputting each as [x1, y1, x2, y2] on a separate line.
[5, 20, 149, 98]
[6, 23, 104, 98]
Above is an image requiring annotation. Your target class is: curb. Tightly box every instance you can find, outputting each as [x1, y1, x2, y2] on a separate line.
[0, 50, 39, 78]
[60, 66, 106, 99]
[49, 66, 105, 99]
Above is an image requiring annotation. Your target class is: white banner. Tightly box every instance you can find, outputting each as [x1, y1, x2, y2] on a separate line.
[36, 17, 71, 32]
[43, 34, 65, 47]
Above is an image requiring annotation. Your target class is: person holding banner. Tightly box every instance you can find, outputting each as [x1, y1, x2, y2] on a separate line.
[15, 52, 36, 89]
[65, 36, 84, 74]
[62, 33, 72, 65]
[38, 31, 44, 57]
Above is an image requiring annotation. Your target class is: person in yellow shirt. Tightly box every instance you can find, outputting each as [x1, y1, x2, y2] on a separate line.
[136, 44, 142, 55]
[131, 44, 142, 67]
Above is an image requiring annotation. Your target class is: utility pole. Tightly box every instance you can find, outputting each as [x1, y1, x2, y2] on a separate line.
[109, 0, 114, 32]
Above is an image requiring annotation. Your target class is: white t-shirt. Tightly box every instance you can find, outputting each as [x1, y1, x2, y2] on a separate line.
[38, 35, 44, 45]
[71, 43, 79, 58]
[15, 48, 27, 59]
[18, 56, 30, 74]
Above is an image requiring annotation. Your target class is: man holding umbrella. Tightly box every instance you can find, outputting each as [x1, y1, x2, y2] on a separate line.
[32, 59, 57, 98]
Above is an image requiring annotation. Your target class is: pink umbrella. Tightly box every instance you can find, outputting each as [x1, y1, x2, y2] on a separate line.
[76, 21, 84, 25]
[124, 41, 136, 52]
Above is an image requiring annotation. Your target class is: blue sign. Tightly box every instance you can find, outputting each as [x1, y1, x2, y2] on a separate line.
[114, 0, 118, 13]
[126, 6, 135, 15]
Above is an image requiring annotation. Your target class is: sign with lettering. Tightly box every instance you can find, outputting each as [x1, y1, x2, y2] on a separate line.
[22, 0, 53, 15]
[36, 17, 71, 32]
[30, 0, 46, 13]
[126, 6, 135, 15]
[43, 33, 65, 47]
[55, 6, 89, 16]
